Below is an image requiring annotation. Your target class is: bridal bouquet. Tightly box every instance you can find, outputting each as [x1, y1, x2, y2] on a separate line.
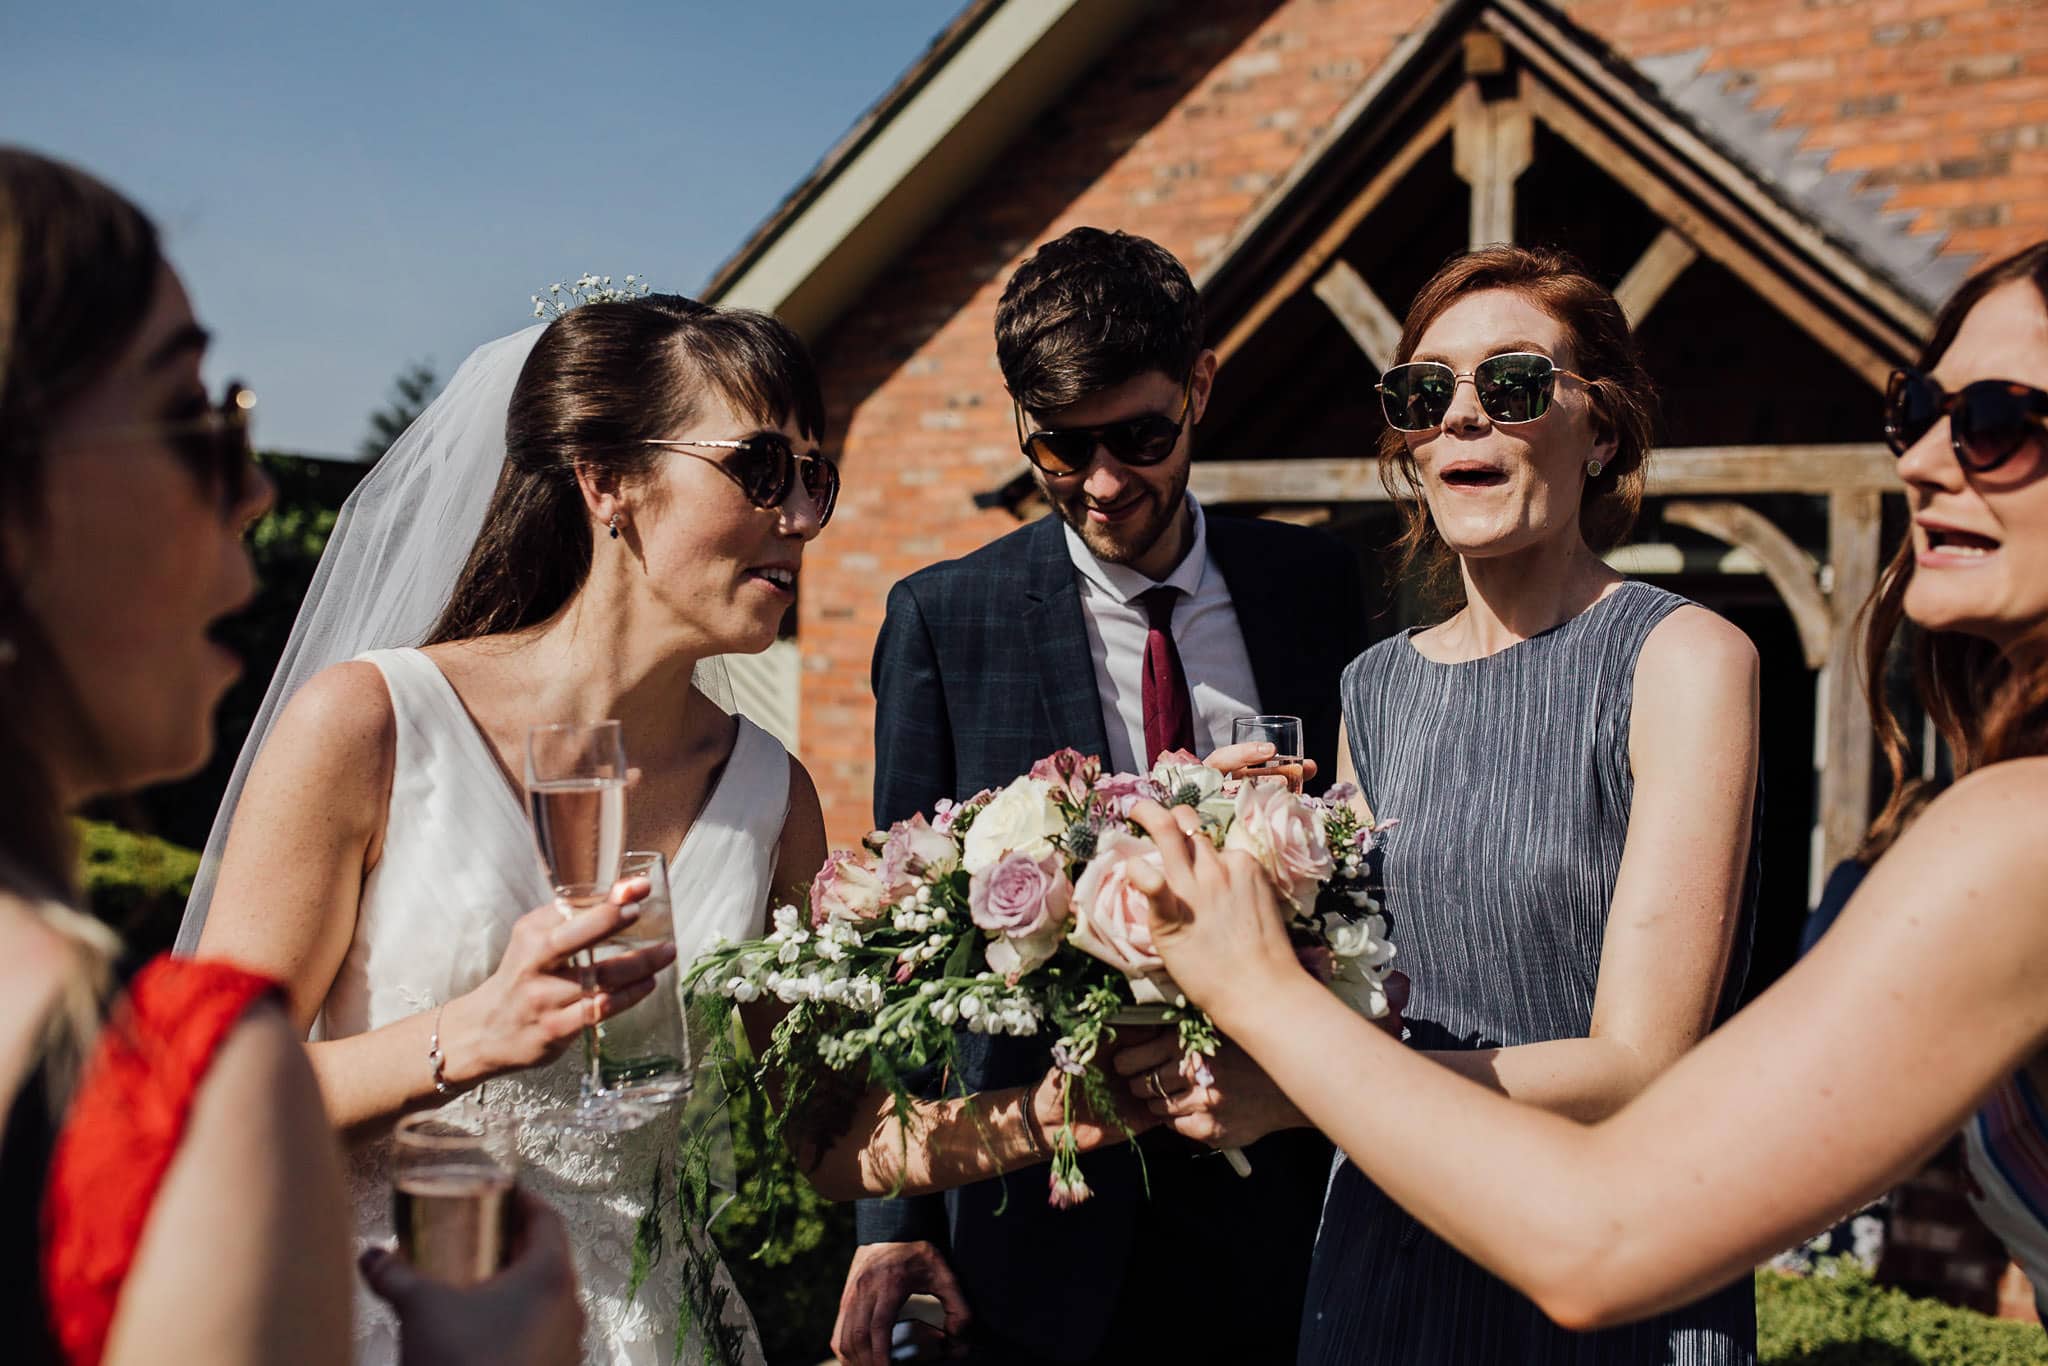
[685, 749, 1395, 1209]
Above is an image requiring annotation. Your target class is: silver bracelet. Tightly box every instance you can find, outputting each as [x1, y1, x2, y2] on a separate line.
[428, 1005, 450, 1096]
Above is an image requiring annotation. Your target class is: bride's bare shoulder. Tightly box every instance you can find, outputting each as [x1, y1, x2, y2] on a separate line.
[265, 660, 395, 759]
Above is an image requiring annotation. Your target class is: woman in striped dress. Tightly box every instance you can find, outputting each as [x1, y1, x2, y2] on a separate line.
[1132, 241, 2048, 1339]
[1130, 246, 1763, 1363]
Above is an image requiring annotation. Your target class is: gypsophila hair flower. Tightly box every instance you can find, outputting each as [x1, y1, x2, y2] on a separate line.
[531, 273, 653, 318]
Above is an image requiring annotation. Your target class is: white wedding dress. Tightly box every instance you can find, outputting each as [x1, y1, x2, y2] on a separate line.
[321, 648, 782, 1365]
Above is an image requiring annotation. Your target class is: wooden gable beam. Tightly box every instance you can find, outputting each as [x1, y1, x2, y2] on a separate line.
[1312, 260, 1404, 369]
[1614, 227, 1699, 326]
[1188, 443, 1898, 504]
[1214, 106, 1454, 367]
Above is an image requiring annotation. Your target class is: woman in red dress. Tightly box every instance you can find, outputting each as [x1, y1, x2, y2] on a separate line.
[0, 147, 592, 1366]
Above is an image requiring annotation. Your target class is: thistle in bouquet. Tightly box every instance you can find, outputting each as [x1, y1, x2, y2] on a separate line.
[684, 747, 1397, 1214]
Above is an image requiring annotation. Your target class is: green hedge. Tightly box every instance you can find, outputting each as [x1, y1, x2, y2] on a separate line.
[76, 819, 200, 957]
[1759, 1259, 2047, 1365]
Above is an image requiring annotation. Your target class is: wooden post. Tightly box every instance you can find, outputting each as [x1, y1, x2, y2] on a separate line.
[1452, 83, 1531, 249]
[1813, 490, 1883, 900]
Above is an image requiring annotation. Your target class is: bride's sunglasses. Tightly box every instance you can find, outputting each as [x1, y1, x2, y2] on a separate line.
[1378, 352, 1586, 432]
[1883, 368, 2048, 476]
[1014, 372, 1195, 476]
[643, 431, 840, 527]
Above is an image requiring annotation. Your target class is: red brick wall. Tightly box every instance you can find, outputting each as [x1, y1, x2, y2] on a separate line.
[798, 0, 2047, 846]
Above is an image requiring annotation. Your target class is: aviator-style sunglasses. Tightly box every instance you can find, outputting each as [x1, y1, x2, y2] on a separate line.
[1883, 368, 2048, 476]
[1378, 352, 1587, 432]
[642, 431, 840, 527]
[1014, 372, 1195, 476]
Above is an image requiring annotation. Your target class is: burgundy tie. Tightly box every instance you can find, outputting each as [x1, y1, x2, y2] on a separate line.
[1139, 586, 1196, 766]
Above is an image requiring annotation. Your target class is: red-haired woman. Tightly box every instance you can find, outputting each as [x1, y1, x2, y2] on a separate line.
[1134, 242, 2048, 1349]
[1129, 246, 1763, 1363]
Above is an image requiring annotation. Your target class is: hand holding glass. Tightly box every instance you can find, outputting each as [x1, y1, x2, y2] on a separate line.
[523, 720, 653, 1132]
[390, 1110, 521, 1287]
[1231, 714, 1306, 792]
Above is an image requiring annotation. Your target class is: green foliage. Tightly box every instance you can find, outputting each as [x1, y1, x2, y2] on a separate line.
[75, 819, 200, 953]
[709, 1079, 854, 1365]
[1758, 1260, 2048, 1365]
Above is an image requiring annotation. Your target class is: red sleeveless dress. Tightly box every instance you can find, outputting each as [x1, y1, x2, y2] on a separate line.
[40, 956, 280, 1366]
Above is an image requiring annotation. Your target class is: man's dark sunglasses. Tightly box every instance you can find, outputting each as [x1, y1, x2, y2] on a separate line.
[1377, 352, 1586, 432]
[1884, 368, 2048, 475]
[643, 431, 840, 527]
[1013, 372, 1195, 476]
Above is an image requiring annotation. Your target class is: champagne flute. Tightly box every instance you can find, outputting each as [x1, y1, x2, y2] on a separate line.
[593, 850, 694, 1106]
[523, 720, 653, 1133]
[1231, 714, 1306, 791]
[390, 1110, 521, 1286]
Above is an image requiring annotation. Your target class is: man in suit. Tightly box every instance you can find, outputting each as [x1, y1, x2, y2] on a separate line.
[834, 227, 1366, 1366]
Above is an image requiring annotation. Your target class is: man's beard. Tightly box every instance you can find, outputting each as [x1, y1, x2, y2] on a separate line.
[1047, 463, 1190, 568]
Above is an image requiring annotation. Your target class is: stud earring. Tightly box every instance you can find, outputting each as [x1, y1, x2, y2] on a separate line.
[1586, 458, 1604, 478]
[608, 515, 621, 540]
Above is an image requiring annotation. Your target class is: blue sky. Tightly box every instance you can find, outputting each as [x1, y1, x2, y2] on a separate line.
[5, 1, 964, 456]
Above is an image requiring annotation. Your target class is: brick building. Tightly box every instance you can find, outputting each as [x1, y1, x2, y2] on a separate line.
[707, 0, 2045, 972]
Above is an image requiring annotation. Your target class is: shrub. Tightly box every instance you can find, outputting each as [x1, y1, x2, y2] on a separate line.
[1759, 1259, 2048, 1365]
[75, 819, 200, 958]
[710, 1079, 856, 1365]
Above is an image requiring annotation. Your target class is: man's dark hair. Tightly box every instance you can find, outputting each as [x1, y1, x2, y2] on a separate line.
[994, 227, 1203, 413]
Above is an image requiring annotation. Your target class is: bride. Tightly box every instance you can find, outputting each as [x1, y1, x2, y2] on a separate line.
[179, 294, 835, 1364]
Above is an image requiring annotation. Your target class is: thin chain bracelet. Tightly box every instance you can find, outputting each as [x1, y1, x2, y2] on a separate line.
[428, 1004, 450, 1096]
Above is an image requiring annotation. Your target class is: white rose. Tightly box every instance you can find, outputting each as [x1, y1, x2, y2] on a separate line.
[961, 777, 1065, 874]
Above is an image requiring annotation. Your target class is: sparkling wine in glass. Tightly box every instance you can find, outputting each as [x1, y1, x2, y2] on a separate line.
[1231, 714, 1306, 792]
[390, 1111, 520, 1287]
[594, 850, 694, 1106]
[524, 720, 652, 1133]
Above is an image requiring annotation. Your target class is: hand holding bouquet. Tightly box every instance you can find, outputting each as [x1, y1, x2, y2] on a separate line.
[686, 748, 1396, 1209]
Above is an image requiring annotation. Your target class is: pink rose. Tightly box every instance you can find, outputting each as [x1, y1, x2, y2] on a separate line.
[1090, 771, 1168, 821]
[1222, 781, 1334, 911]
[809, 849, 889, 929]
[877, 814, 958, 898]
[970, 850, 1072, 979]
[1028, 748, 1103, 805]
[1069, 830, 1167, 982]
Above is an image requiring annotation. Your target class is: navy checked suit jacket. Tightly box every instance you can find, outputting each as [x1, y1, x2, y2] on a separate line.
[860, 510, 1366, 1362]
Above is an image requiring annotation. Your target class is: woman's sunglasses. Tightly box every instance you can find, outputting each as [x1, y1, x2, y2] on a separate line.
[1378, 352, 1586, 432]
[1014, 373, 1195, 476]
[643, 431, 840, 527]
[1883, 368, 2048, 475]
[63, 381, 258, 513]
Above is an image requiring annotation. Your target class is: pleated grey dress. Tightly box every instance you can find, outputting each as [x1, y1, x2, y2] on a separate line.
[1299, 581, 1759, 1366]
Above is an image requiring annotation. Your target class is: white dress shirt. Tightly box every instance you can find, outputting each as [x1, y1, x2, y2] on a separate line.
[1062, 495, 1262, 775]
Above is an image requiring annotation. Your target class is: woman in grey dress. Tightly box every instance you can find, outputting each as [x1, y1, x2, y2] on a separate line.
[1127, 246, 1762, 1363]
[1132, 240, 2048, 1358]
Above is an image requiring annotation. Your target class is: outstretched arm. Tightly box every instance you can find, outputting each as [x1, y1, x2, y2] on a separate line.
[1130, 760, 2048, 1328]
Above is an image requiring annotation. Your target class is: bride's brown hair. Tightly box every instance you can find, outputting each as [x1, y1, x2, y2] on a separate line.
[1858, 240, 2048, 861]
[427, 297, 824, 644]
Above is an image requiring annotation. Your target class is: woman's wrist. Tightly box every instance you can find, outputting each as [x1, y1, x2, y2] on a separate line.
[433, 992, 494, 1090]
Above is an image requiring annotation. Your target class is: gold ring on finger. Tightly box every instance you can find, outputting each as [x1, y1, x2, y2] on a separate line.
[1147, 1072, 1167, 1101]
